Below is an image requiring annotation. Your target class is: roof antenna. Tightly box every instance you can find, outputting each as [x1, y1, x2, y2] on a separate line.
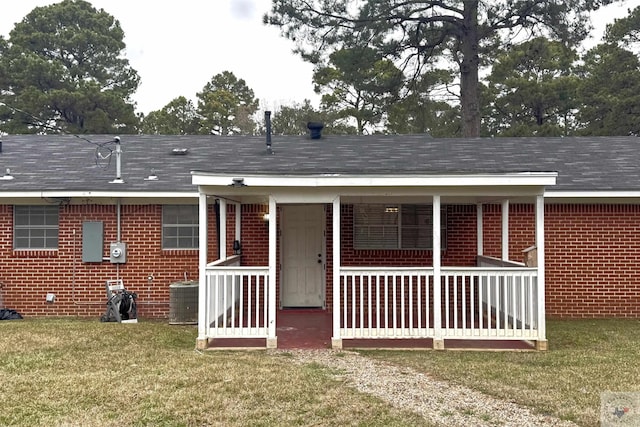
[109, 136, 124, 184]
[265, 111, 273, 155]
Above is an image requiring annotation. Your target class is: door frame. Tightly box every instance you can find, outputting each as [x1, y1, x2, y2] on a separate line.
[279, 204, 326, 309]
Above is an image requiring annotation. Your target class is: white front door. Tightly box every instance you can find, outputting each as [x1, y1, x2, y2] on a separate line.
[281, 205, 325, 308]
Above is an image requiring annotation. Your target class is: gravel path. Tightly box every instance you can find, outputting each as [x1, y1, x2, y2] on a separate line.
[279, 349, 577, 427]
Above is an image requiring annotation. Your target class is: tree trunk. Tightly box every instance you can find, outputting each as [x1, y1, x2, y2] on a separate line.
[460, 1, 481, 137]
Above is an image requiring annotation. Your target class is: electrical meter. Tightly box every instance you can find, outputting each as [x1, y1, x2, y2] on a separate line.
[109, 242, 127, 263]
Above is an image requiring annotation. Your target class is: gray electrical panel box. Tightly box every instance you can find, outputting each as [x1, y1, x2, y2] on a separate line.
[109, 242, 127, 264]
[82, 221, 104, 262]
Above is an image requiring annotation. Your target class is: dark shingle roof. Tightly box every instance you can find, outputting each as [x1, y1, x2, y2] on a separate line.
[0, 134, 638, 192]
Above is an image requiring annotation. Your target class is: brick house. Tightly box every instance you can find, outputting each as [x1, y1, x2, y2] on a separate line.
[1, 133, 638, 350]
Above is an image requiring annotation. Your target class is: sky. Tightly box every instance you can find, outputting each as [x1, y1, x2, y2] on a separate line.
[0, 0, 638, 116]
[0, 0, 319, 115]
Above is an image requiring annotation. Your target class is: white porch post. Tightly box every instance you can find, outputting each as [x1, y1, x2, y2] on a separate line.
[535, 195, 547, 350]
[432, 195, 444, 349]
[502, 199, 509, 261]
[477, 203, 483, 257]
[219, 198, 227, 259]
[267, 196, 278, 348]
[331, 196, 342, 349]
[196, 193, 208, 349]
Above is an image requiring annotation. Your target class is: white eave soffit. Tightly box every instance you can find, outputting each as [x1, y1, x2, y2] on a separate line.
[191, 172, 558, 188]
[0, 191, 199, 200]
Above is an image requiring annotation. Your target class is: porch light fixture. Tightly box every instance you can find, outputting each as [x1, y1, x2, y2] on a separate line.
[230, 177, 246, 187]
[263, 213, 270, 222]
[233, 240, 241, 255]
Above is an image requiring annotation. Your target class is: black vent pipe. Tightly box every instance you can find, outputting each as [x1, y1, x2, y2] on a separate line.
[307, 122, 324, 139]
[265, 111, 272, 154]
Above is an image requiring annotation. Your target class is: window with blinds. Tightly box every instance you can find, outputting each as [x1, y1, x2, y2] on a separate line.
[353, 204, 446, 250]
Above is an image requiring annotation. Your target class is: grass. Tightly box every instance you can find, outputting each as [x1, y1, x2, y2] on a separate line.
[2, 318, 638, 426]
[363, 318, 640, 426]
[0, 318, 429, 427]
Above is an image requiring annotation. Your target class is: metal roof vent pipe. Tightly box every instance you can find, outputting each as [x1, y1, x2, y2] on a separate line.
[0, 138, 3, 153]
[265, 111, 273, 154]
[307, 122, 324, 139]
[109, 136, 124, 184]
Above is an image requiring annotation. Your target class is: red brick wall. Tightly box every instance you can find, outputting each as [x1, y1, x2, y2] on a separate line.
[0, 203, 218, 318]
[326, 205, 334, 310]
[483, 203, 640, 318]
[482, 203, 536, 261]
[3, 201, 639, 319]
[545, 204, 640, 318]
[236, 204, 269, 266]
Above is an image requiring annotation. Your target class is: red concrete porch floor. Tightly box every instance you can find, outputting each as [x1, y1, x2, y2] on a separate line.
[278, 309, 333, 349]
[207, 309, 536, 351]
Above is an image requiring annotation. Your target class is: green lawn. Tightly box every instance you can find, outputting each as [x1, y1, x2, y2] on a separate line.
[0, 318, 428, 427]
[1, 318, 638, 426]
[365, 318, 640, 426]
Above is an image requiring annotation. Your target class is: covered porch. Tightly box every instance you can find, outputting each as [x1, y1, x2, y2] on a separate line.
[192, 172, 556, 350]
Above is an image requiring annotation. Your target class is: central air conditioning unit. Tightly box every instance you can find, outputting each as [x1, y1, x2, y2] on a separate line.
[169, 281, 198, 324]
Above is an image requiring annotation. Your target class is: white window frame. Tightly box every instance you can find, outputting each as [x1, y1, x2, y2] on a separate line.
[353, 204, 447, 250]
[14, 205, 59, 250]
[162, 205, 199, 249]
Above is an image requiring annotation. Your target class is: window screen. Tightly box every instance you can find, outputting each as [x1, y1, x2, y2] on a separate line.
[353, 204, 446, 249]
[14, 205, 59, 249]
[162, 205, 199, 249]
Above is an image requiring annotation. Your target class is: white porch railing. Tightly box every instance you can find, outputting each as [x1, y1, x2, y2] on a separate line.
[339, 266, 539, 341]
[338, 267, 435, 338]
[202, 262, 539, 343]
[205, 257, 269, 338]
[441, 267, 538, 339]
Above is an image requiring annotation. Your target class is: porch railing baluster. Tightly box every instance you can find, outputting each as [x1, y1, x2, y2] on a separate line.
[470, 275, 475, 333]
[417, 274, 422, 331]
[366, 274, 371, 336]
[351, 273, 356, 336]
[462, 274, 467, 336]
[393, 274, 398, 336]
[408, 275, 413, 336]
[453, 274, 458, 333]
[358, 274, 363, 336]
[445, 274, 450, 333]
